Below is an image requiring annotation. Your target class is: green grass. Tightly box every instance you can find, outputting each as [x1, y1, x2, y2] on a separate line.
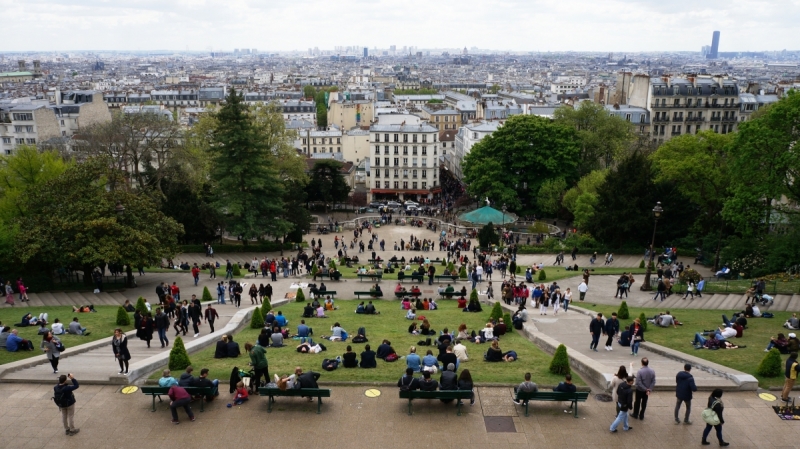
[150, 300, 583, 386]
[0, 306, 134, 365]
[581, 303, 794, 388]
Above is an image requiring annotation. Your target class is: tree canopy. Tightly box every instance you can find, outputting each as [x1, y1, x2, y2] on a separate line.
[306, 159, 351, 212]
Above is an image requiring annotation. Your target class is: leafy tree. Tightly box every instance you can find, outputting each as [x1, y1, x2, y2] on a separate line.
[553, 101, 634, 175]
[303, 85, 317, 99]
[488, 84, 501, 94]
[477, 222, 499, 249]
[314, 91, 328, 127]
[168, 336, 192, 371]
[159, 173, 222, 244]
[295, 288, 306, 303]
[549, 344, 570, 374]
[202, 286, 213, 302]
[116, 306, 131, 326]
[14, 157, 182, 284]
[250, 306, 265, 329]
[537, 177, 567, 215]
[756, 348, 783, 377]
[0, 146, 71, 222]
[463, 115, 580, 211]
[537, 269, 546, 281]
[617, 301, 630, 320]
[306, 160, 351, 212]
[208, 87, 289, 243]
[489, 301, 503, 322]
[135, 297, 148, 315]
[562, 169, 607, 228]
[724, 91, 800, 237]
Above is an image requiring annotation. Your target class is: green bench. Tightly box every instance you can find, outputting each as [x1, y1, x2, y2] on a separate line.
[357, 273, 383, 282]
[439, 291, 458, 299]
[513, 391, 590, 417]
[399, 390, 474, 416]
[317, 291, 336, 298]
[258, 387, 332, 414]
[398, 273, 425, 282]
[435, 275, 460, 283]
[355, 291, 383, 299]
[141, 386, 216, 412]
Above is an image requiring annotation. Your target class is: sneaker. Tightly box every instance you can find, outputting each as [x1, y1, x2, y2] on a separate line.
[194, 333, 200, 338]
[190, 416, 196, 422]
[764, 349, 769, 352]
[65, 429, 71, 435]
[684, 420, 692, 425]
[625, 427, 632, 431]
[513, 400, 522, 405]
[69, 429, 80, 435]
[54, 370, 58, 374]
[118, 370, 124, 375]
[593, 348, 598, 352]
[701, 442, 710, 446]
[608, 346, 613, 351]
[675, 419, 681, 424]
[172, 420, 180, 425]
[610, 429, 618, 433]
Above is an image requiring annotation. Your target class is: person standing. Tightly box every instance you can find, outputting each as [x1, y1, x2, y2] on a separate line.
[675, 363, 697, 424]
[701, 389, 728, 446]
[41, 331, 62, 374]
[54, 373, 80, 435]
[604, 312, 620, 351]
[205, 304, 219, 333]
[781, 352, 800, 403]
[155, 307, 170, 348]
[168, 384, 195, 424]
[631, 357, 655, 420]
[112, 328, 131, 375]
[246, 342, 268, 394]
[630, 318, 645, 356]
[578, 280, 588, 302]
[610, 376, 634, 433]
[589, 313, 605, 352]
[696, 277, 705, 298]
[427, 264, 436, 286]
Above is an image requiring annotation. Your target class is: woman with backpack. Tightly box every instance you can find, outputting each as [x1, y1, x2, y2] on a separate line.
[702, 389, 728, 446]
[41, 331, 63, 374]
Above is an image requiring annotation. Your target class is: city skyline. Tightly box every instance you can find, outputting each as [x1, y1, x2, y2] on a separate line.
[1, 0, 798, 53]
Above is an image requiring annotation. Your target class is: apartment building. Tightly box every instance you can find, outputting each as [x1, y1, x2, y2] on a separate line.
[452, 121, 501, 180]
[327, 100, 374, 131]
[368, 117, 439, 202]
[419, 105, 460, 131]
[301, 127, 343, 155]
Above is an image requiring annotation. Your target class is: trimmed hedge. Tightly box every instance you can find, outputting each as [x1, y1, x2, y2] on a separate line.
[250, 306, 265, 329]
[135, 297, 147, 315]
[295, 288, 306, 303]
[202, 286, 213, 302]
[537, 269, 546, 281]
[168, 337, 192, 371]
[757, 348, 783, 377]
[489, 301, 503, 322]
[116, 306, 131, 326]
[549, 344, 570, 375]
[618, 301, 630, 320]
[638, 312, 648, 332]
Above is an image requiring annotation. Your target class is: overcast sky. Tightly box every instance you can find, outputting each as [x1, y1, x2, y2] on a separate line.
[1, 0, 797, 52]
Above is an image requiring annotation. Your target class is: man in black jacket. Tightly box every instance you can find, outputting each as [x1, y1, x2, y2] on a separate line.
[155, 308, 170, 348]
[398, 368, 420, 390]
[419, 371, 438, 391]
[296, 367, 321, 402]
[192, 368, 220, 402]
[610, 376, 634, 432]
[188, 299, 202, 338]
[439, 363, 458, 391]
[589, 313, 605, 352]
[54, 373, 80, 436]
[675, 363, 697, 424]
[604, 312, 620, 351]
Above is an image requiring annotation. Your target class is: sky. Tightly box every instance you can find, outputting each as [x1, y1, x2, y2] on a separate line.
[1, 0, 798, 52]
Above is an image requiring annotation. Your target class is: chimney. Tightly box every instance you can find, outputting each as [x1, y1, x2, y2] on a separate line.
[18, 60, 25, 72]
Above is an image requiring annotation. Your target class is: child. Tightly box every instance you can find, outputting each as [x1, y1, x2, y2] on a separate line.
[233, 381, 249, 405]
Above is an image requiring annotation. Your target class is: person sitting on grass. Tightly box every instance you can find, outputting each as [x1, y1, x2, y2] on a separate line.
[316, 305, 328, 318]
[406, 308, 417, 320]
[406, 346, 422, 372]
[429, 298, 438, 310]
[72, 305, 96, 313]
[324, 297, 336, 311]
[329, 323, 346, 341]
[376, 339, 396, 360]
[303, 303, 315, 318]
[360, 344, 377, 368]
[766, 333, 789, 353]
[457, 296, 467, 308]
[270, 327, 285, 347]
[420, 319, 435, 336]
[484, 340, 504, 362]
[342, 345, 358, 368]
[68, 317, 90, 336]
[51, 318, 65, 336]
[401, 298, 412, 310]
[355, 302, 366, 314]
[226, 335, 241, 357]
[214, 335, 229, 358]
[123, 300, 136, 312]
[364, 301, 380, 315]
[784, 313, 800, 330]
[422, 349, 439, 373]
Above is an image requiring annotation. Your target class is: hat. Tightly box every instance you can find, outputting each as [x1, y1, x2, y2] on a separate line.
[790, 333, 797, 338]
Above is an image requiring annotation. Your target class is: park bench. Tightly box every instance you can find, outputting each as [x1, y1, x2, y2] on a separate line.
[355, 291, 384, 299]
[317, 291, 336, 299]
[357, 273, 383, 282]
[439, 291, 458, 299]
[399, 390, 474, 416]
[258, 387, 332, 414]
[398, 272, 425, 283]
[395, 291, 411, 299]
[435, 275, 460, 283]
[367, 259, 385, 264]
[141, 386, 216, 412]
[513, 391, 590, 418]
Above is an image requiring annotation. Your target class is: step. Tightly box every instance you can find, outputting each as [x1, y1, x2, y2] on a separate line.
[773, 294, 793, 312]
[24, 292, 46, 307]
[717, 294, 741, 311]
[65, 291, 87, 306]
[47, 292, 71, 307]
[704, 293, 729, 309]
[109, 291, 128, 303]
[93, 292, 116, 306]
[783, 294, 800, 312]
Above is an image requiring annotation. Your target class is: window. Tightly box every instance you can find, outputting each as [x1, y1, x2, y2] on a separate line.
[403, 158, 408, 166]
[2, 137, 11, 144]
[12, 113, 33, 121]
[337, 138, 341, 144]
[394, 169, 399, 178]
[625, 114, 631, 122]
[375, 181, 380, 188]
[375, 158, 380, 166]
[25, 138, 35, 144]
[394, 181, 399, 189]
[412, 134, 418, 143]
[375, 146, 380, 155]
[374, 169, 380, 178]
[403, 146, 408, 155]
[412, 158, 418, 166]
[393, 158, 399, 166]
[313, 138, 317, 144]
[394, 146, 399, 155]
[422, 182, 427, 189]
[62, 131, 66, 136]
[686, 125, 692, 134]
[60, 120, 65, 126]
[412, 169, 418, 178]
[384, 158, 389, 166]
[15, 138, 24, 145]
[394, 134, 399, 142]
[422, 147, 427, 155]
[384, 146, 389, 155]
[422, 135, 427, 143]
[403, 134, 408, 143]
[422, 170, 427, 178]
[673, 99, 680, 106]
[384, 169, 389, 177]
[384, 134, 389, 142]
[422, 159, 427, 167]
[686, 99, 692, 107]
[403, 182, 408, 189]
[412, 182, 417, 189]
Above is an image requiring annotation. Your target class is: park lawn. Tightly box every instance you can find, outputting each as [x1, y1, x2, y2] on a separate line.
[0, 306, 134, 365]
[152, 300, 583, 386]
[581, 303, 794, 388]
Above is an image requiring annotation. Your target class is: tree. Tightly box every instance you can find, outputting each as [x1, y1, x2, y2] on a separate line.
[757, 348, 783, 377]
[168, 336, 192, 371]
[0, 146, 71, 222]
[116, 306, 131, 326]
[562, 169, 607, 228]
[468, 288, 481, 311]
[306, 160, 350, 212]
[477, 222, 499, 249]
[537, 178, 567, 215]
[315, 91, 328, 127]
[553, 101, 634, 175]
[303, 85, 317, 99]
[261, 298, 272, 317]
[617, 301, 630, 320]
[250, 306, 265, 329]
[549, 344, 570, 374]
[537, 269, 546, 281]
[488, 84, 501, 94]
[159, 170, 223, 244]
[135, 297, 148, 315]
[208, 88, 289, 242]
[724, 91, 800, 237]
[295, 288, 306, 303]
[463, 115, 580, 211]
[638, 312, 648, 332]
[202, 286, 213, 302]
[14, 157, 183, 282]
[458, 265, 467, 280]
[489, 301, 503, 322]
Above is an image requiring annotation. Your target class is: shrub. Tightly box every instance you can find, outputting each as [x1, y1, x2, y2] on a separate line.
[262, 298, 272, 317]
[468, 289, 481, 311]
[202, 286, 213, 302]
[441, 258, 446, 266]
[618, 301, 630, 320]
[649, 261, 655, 270]
[329, 259, 336, 271]
[679, 267, 702, 285]
[538, 269, 547, 281]
[295, 288, 306, 303]
[478, 222, 500, 249]
[489, 301, 503, 322]
[116, 306, 131, 326]
[168, 337, 192, 371]
[233, 264, 241, 276]
[638, 312, 648, 331]
[516, 265, 521, 274]
[135, 297, 147, 315]
[639, 259, 645, 269]
[549, 344, 570, 375]
[757, 348, 783, 377]
[311, 264, 318, 278]
[459, 265, 467, 279]
[250, 306, 265, 329]
[447, 262, 455, 273]
[503, 312, 512, 328]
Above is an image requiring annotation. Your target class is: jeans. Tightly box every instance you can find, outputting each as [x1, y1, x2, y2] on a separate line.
[563, 300, 570, 311]
[208, 319, 215, 333]
[631, 340, 641, 354]
[693, 333, 707, 346]
[675, 398, 691, 422]
[722, 315, 732, 327]
[158, 328, 168, 346]
[193, 276, 199, 286]
[632, 389, 648, 418]
[61, 403, 75, 431]
[218, 293, 225, 304]
[429, 275, 433, 285]
[702, 423, 724, 443]
[590, 333, 601, 350]
[579, 291, 585, 301]
[170, 397, 194, 421]
[610, 409, 630, 431]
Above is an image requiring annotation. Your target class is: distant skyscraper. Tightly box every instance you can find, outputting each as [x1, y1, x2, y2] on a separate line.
[709, 31, 720, 59]
[363, 47, 368, 58]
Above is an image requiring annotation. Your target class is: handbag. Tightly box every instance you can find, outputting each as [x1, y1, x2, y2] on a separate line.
[701, 400, 721, 425]
[56, 341, 65, 352]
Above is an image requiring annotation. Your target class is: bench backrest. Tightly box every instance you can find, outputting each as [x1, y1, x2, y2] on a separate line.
[515, 391, 589, 401]
[258, 387, 331, 397]
[399, 389, 473, 399]
[141, 386, 213, 394]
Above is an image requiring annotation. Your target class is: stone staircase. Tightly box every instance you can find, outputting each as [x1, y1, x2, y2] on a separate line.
[20, 290, 129, 308]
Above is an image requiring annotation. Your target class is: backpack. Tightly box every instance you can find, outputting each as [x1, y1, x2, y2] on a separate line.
[701, 400, 721, 425]
[385, 353, 399, 362]
[52, 386, 72, 408]
[358, 327, 366, 337]
[399, 376, 413, 391]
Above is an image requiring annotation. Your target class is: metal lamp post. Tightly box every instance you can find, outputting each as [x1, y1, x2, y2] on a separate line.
[640, 201, 663, 291]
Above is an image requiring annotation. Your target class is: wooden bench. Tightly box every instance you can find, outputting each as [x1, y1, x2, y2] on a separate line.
[435, 275, 460, 283]
[141, 386, 216, 412]
[439, 291, 458, 299]
[355, 291, 384, 299]
[357, 273, 383, 282]
[317, 291, 336, 298]
[398, 273, 425, 283]
[513, 391, 590, 418]
[399, 390, 474, 416]
[395, 291, 411, 299]
[258, 387, 332, 414]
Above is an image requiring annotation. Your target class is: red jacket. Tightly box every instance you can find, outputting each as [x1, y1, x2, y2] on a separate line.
[191, 267, 200, 277]
[168, 386, 191, 402]
[269, 261, 276, 273]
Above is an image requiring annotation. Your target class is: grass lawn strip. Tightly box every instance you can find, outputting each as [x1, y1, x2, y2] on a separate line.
[150, 299, 583, 386]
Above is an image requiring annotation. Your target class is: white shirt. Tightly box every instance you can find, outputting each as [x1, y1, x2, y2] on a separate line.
[578, 282, 588, 293]
[453, 343, 469, 361]
[51, 323, 64, 335]
[476, 266, 483, 276]
[483, 327, 494, 339]
[720, 327, 737, 339]
[751, 306, 761, 317]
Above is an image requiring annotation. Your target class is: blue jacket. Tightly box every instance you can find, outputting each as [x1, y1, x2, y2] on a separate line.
[6, 334, 24, 352]
[406, 353, 422, 372]
[675, 371, 697, 400]
[275, 314, 287, 327]
[54, 378, 79, 407]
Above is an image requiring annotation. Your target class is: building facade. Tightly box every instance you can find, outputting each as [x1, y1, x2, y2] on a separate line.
[368, 121, 439, 202]
[328, 100, 374, 131]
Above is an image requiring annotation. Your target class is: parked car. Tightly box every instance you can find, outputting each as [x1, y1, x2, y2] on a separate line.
[368, 202, 384, 208]
[406, 205, 419, 212]
[387, 201, 401, 207]
[404, 200, 419, 206]
[358, 207, 377, 213]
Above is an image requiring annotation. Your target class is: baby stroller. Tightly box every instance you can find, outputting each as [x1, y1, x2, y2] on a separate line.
[230, 366, 257, 393]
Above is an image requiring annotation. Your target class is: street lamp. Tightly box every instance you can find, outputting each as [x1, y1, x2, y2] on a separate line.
[640, 201, 663, 291]
[502, 203, 507, 228]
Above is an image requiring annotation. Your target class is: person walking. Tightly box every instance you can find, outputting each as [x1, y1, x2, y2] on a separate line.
[578, 280, 588, 302]
[155, 307, 170, 348]
[4, 280, 14, 305]
[54, 373, 80, 436]
[604, 312, 620, 351]
[189, 299, 202, 338]
[781, 352, 800, 403]
[675, 363, 697, 424]
[205, 304, 220, 333]
[138, 312, 154, 348]
[112, 328, 131, 375]
[701, 389, 728, 446]
[41, 331, 62, 374]
[631, 357, 655, 420]
[683, 280, 695, 299]
[168, 384, 195, 424]
[589, 313, 605, 352]
[610, 376, 634, 433]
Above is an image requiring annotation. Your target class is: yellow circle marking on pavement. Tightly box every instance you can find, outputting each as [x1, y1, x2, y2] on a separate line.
[365, 389, 381, 398]
[759, 393, 776, 401]
[121, 386, 139, 395]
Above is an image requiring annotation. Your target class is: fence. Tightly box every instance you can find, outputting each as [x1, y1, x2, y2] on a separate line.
[669, 278, 800, 295]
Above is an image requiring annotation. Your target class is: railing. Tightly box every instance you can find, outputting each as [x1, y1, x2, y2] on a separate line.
[653, 117, 670, 122]
[685, 117, 705, 122]
[710, 117, 721, 122]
